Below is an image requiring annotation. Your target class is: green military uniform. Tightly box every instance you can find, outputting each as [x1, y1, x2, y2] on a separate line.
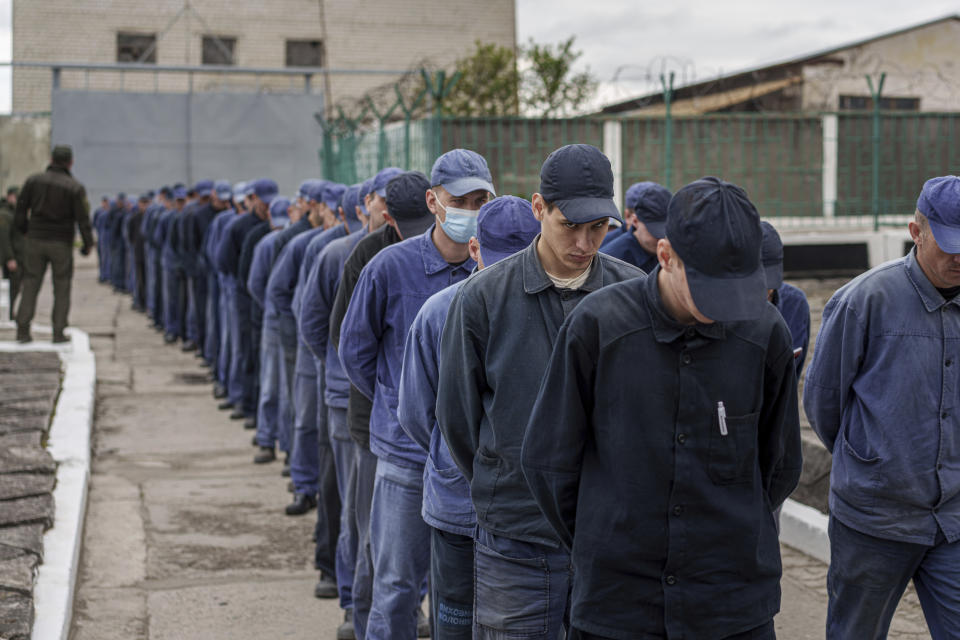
[14, 146, 93, 342]
[0, 198, 24, 320]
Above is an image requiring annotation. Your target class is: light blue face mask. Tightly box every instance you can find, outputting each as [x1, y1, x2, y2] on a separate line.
[434, 191, 480, 243]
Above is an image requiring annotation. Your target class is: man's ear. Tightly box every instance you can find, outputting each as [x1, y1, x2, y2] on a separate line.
[657, 238, 673, 270]
[383, 211, 402, 239]
[531, 193, 546, 222]
[468, 236, 482, 266]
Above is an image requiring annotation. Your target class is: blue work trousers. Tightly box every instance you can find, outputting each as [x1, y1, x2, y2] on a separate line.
[366, 459, 431, 640]
[162, 267, 186, 338]
[216, 276, 232, 387]
[144, 249, 156, 318]
[330, 407, 357, 610]
[827, 516, 960, 640]
[290, 349, 320, 495]
[151, 256, 164, 325]
[228, 289, 256, 413]
[186, 272, 206, 346]
[203, 270, 219, 365]
[277, 315, 298, 453]
[473, 528, 571, 639]
[255, 313, 283, 448]
[352, 446, 379, 640]
[431, 527, 474, 639]
[110, 245, 126, 291]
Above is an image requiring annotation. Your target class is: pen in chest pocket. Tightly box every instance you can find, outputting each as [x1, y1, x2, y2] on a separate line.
[717, 401, 728, 436]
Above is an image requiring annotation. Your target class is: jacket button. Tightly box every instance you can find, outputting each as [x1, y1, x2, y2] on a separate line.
[681, 354, 692, 365]
[685, 328, 696, 338]
[672, 505, 683, 516]
[947, 360, 954, 367]
[677, 433, 687, 445]
[665, 575, 677, 586]
[943, 412, 949, 420]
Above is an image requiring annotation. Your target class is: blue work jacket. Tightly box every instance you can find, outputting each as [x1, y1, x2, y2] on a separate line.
[340, 225, 475, 469]
[601, 231, 658, 274]
[398, 281, 475, 536]
[299, 230, 367, 409]
[267, 224, 333, 318]
[215, 212, 259, 277]
[804, 248, 960, 545]
[774, 282, 811, 379]
[247, 230, 283, 314]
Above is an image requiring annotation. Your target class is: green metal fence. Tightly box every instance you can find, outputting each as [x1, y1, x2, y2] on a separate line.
[320, 111, 960, 225]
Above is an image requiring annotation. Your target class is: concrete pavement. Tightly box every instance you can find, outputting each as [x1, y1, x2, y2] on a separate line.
[53, 253, 930, 639]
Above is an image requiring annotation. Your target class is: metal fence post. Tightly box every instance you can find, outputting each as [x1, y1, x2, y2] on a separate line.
[866, 72, 886, 230]
[821, 113, 838, 218]
[395, 84, 427, 170]
[603, 120, 623, 211]
[660, 72, 675, 190]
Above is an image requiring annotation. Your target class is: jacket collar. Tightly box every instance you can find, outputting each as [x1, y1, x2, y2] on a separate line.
[46, 165, 71, 176]
[645, 265, 726, 343]
[418, 224, 476, 276]
[522, 235, 604, 295]
[905, 246, 960, 312]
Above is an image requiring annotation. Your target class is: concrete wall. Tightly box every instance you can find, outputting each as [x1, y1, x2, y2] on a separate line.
[801, 18, 960, 112]
[12, 0, 517, 113]
[0, 115, 52, 194]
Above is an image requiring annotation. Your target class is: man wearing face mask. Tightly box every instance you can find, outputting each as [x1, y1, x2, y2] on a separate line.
[339, 152, 493, 639]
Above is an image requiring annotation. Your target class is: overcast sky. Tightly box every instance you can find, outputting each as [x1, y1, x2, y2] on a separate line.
[0, 0, 958, 112]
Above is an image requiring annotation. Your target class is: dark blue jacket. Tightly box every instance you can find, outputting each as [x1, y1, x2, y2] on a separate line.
[601, 231, 658, 273]
[521, 269, 801, 638]
[774, 282, 811, 379]
[266, 224, 330, 318]
[340, 226, 475, 469]
[215, 212, 259, 277]
[247, 230, 283, 314]
[436, 239, 642, 546]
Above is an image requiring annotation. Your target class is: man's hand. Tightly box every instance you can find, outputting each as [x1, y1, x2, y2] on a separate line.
[80, 245, 91, 256]
[5, 259, 16, 272]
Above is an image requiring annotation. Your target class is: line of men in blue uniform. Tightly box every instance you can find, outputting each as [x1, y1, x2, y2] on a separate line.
[92, 144, 812, 640]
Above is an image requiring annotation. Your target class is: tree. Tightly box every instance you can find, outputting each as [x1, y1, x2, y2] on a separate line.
[521, 36, 597, 117]
[442, 37, 597, 117]
[445, 41, 520, 117]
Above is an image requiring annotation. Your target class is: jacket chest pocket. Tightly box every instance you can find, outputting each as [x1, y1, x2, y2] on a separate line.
[707, 411, 759, 485]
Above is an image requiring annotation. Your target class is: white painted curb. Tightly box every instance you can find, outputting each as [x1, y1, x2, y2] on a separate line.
[0, 327, 97, 640]
[780, 497, 831, 565]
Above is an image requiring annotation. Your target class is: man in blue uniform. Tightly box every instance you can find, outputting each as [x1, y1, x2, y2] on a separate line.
[398, 195, 540, 639]
[159, 186, 188, 343]
[93, 195, 110, 282]
[341, 152, 496, 639]
[760, 221, 810, 378]
[436, 144, 642, 639]
[202, 180, 234, 376]
[181, 179, 215, 353]
[142, 188, 171, 329]
[804, 176, 960, 639]
[601, 181, 671, 273]
[107, 193, 128, 292]
[521, 176, 802, 639]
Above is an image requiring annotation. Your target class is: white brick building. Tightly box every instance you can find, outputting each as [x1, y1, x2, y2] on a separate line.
[11, 0, 517, 112]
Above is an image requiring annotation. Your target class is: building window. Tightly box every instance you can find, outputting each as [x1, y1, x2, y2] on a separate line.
[117, 32, 157, 64]
[839, 95, 920, 111]
[202, 35, 237, 66]
[285, 40, 324, 67]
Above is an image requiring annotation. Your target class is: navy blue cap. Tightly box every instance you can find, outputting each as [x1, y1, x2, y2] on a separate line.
[159, 186, 173, 199]
[340, 184, 362, 226]
[373, 167, 404, 198]
[269, 196, 291, 219]
[213, 180, 232, 200]
[117, 192, 126, 200]
[386, 171, 433, 239]
[173, 186, 187, 200]
[193, 180, 213, 197]
[359, 178, 375, 200]
[298, 179, 326, 201]
[666, 176, 765, 323]
[253, 178, 279, 205]
[138, 193, 151, 202]
[539, 144, 620, 224]
[630, 182, 671, 239]
[760, 221, 784, 290]
[322, 183, 347, 211]
[431, 149, 495, 197]
[917, 176, 960, 253]
[477, 196, 540, 266]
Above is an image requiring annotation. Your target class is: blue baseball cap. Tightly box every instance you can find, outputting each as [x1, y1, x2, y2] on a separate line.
[173, 186, 187, 200]
[431, 149, 495, 197]
[298, 179, 326, 201]
[630, 182, 672, 239]
[918, 176, 960, 253]
[539, 144, 620, 224]
[159, 186, 173, 199]
[373, 167, 405, 198]
[253, 178, 279, 205]
[760, 221, 784, 290]
[666, 176, 765, 323]
[359, 178, 375, 199]
[232, 181, 246, 199]
[269, 196, 291, 219]
[213, 180, 232, 200]
[340, 184, 362, 225]
[386, 171, 434, 239]
[477, 196, 540, 266]
[322, 183, 348, 211]
[193, 180, 213, 197]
